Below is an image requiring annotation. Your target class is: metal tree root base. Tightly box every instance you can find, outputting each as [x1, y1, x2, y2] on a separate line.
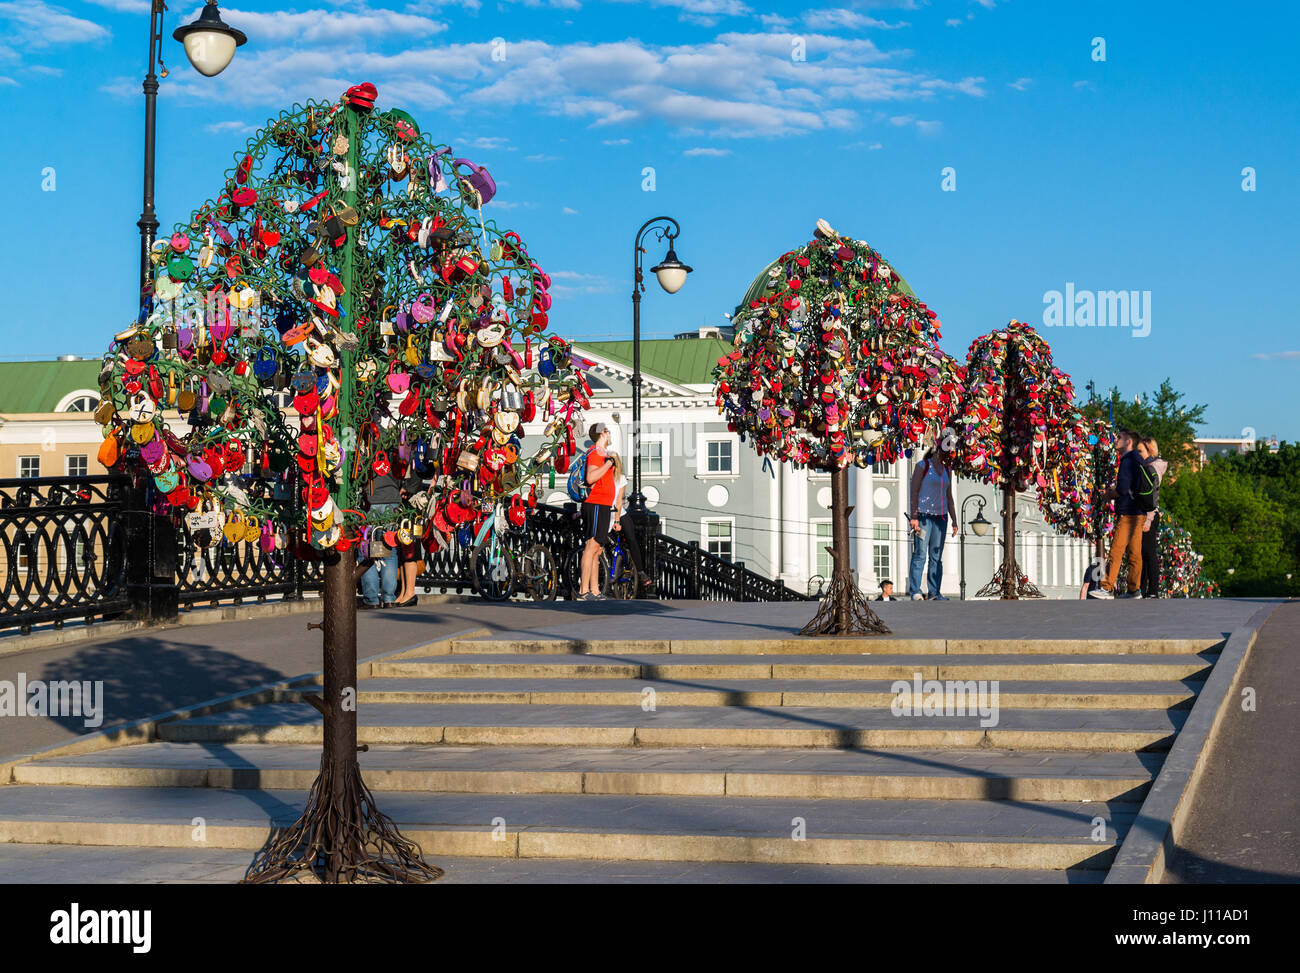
[974, 557, 1044, 600]
[799, 572, 892, 636]
[242, 756, 443, 885]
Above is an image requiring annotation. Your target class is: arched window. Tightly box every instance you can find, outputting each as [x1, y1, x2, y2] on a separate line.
[56, 390, 101, 413]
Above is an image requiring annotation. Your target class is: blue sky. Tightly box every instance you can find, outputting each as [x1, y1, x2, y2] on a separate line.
[4, 0, 1297, 439]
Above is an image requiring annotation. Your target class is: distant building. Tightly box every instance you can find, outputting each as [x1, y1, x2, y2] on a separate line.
[0, 359, 107, 481]
[1193, 436, 1278, 469]
[554, 336, 1096, 599]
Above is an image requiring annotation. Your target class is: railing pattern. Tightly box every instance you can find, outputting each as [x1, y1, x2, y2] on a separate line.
[652, 529, 809, 602]
[3, 485, 806, 634]
[1, 476, 131, 633]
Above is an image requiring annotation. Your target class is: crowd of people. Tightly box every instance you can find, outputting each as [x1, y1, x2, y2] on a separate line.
[347, 412, 1169, 607]
[886, 428, 1168, 602]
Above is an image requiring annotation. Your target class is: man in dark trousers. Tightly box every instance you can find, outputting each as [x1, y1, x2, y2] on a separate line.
[1090, 428, 1144, 599]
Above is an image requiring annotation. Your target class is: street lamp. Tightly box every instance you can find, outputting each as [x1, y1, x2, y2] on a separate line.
[173, 0, 247, 76]
[959, 494, 990, 601]
[629, 217, 691, 514]
[137, 0, 246, 311]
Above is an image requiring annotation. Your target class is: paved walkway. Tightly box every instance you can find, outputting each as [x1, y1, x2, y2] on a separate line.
[1164, 601, 1300, 883]
[0, 598, 1273, 764]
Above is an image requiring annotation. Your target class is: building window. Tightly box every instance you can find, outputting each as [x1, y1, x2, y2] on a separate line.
[63, 395, 98, 413]
[812, 521, 833, 578]
[703, 519, 733, 562]
[55, 389, 101, 413]
[18, 456, 40, 479]
[873, 522, 892, 581]
[872, 460, 893, 476]
[706, 439, 733, 474]
[66, 455, 88, 478]
[640, 440, 663, 476]
[16, 533, 36, 573]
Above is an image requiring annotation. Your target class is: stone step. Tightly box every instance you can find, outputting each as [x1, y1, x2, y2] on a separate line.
[15, 742, 1160, 802]
[371, 652, 1217, 683]
[0, 785, 1131, 869]
[343, 677, 1198, 710]
[442, 636, 1220, 657]
[154, 701, 1185, 751]
[0, 844, 1105, 884]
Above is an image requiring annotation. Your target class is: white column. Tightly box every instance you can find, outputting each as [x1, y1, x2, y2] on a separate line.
[852, 464, 875, 591]
[780, 463, 808, 589]
[769, 459, 781, 581]
[896, 458, 910, 595]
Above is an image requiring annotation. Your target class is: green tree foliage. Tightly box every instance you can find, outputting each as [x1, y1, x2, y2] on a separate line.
[1162, 463, 1290, 595]
[1080, 378, 1207, 477]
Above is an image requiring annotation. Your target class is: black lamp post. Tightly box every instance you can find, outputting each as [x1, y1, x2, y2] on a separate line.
[959, 494, 991, 601]
[628, 216, 691, 514]
[137, 0, 246, 314]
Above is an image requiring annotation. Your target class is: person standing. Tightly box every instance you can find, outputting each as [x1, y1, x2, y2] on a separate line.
[609, 452, 654, 593]
[1138, 437, 1167, 599]
[1090, 429, 1144, 599]
[578, 423, 616, 601]
[360, 467, 421, 609]
[907, 445, 959, 601]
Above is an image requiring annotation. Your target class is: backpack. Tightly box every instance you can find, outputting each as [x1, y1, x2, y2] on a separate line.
[566, 448, 594, 503]
[1135, 462, 1158, 513]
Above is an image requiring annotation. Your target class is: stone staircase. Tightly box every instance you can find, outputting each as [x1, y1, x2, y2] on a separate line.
[0, 632, 1222, 882]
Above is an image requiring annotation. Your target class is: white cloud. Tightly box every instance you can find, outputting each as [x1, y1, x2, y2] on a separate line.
[548, 270, 616, 295]
[205, 120, 255, 135]
[1253, 351, 1300, 361]
[945, 18, 962, 27]
[683, 146, 731, 156]
[602, 138, 631, 145]
[525, 153, 561, 161]
[1008, 77, 1032, 91]
[110, 28, 981, 140]
[802, 9, 905, 31]
[83, 0, 150, 11]
[562, 206, 579, 214]
[0, 1, 108, 49]
[216, 6, 447, 43]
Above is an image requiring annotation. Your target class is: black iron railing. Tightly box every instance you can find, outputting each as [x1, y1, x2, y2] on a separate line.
[1, 476, 132, 633]
[653, 530, 808, 602]
[3, 486, 805, 634]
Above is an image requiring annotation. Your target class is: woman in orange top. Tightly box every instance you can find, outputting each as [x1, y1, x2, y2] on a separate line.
[579, 423, 616, 600]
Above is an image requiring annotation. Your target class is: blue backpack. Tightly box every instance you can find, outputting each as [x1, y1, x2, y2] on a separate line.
[566, 448, 594, 503]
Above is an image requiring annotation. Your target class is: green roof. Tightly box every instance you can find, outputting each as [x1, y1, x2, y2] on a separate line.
[0, 360, 102, 413]
[579, 338, 733, 386]
[735, 250, 915, 316]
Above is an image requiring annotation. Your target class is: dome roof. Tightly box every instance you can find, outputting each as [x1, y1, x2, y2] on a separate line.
[733, 245, 915, 317]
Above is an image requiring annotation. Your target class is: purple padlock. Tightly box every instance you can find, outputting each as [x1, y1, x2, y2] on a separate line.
[452, 158, 496, 205]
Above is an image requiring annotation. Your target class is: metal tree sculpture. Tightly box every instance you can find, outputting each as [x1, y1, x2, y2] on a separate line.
[950, 320, 1086, 599]
[97, 84, 587, 882]
[714, 220, 962, 635]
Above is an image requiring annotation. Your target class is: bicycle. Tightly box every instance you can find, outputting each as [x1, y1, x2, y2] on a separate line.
[469, 504, 516, 602]
[599, 530, 639, 600]
[517, 541, 558, 602]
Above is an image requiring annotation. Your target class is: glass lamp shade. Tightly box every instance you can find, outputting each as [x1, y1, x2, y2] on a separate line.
[173, 2, 246, 77]
[970, 513, 991, 537]
[650, 248, 692, 295]
[182, 31, 238, 76]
